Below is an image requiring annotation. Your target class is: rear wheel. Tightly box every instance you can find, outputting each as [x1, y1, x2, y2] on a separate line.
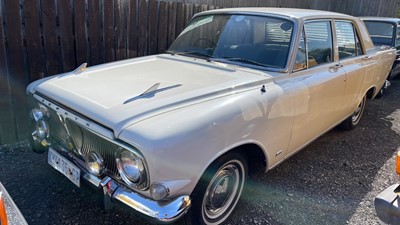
[375, 87, 384, 99]
[185, 152, 247, 225]
[340, 94, 366, 130]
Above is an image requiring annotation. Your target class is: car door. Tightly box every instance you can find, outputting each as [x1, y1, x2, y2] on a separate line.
[286, 20, 347, 157]
[334, 20, 370, 113]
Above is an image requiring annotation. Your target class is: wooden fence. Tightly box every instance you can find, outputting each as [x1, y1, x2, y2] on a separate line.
[0, 0, 399, 144]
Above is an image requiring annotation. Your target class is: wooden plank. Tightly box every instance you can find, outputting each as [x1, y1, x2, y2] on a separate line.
[270, 0, 279, 7]
[329, 0, 340, 13]
[184, 3, 193, 25]
[0, 1, 16, 144]
[167, 2, 177, 47]
[4, 0, 25, 85]
[115, 0, 128, 60]
[175, 2, 184, 38]
[73, 0, 88, 66]
[148, 0, 158, 55]
[103, 0, 115, 62]
[41, 0, 60, 75]
[194, 4, 201, 15]
[389, 0, 397, 17]
[24, 0, 45, 82]
[157, 1, 168, 53]
[88, 0, 103, 65]
[138, 0, 149, 56]
[58, 0, 75, 72]
[348, 0, 357, 16]
[128, 0, 138, 58]
[4, 0, 29, 141]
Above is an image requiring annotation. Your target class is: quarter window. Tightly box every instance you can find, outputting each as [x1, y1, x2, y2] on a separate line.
[294, 29, 307, 71]
[304, 21, 333, 68]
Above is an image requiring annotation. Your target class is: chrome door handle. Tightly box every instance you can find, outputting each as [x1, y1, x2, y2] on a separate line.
[330, 64, 343, 69]
[363, 55, 372, 60]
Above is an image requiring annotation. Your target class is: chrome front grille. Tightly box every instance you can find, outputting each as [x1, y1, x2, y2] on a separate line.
[65, 119, 120, 178]
[47, 107, 120, 179]
[47, 108, 73, 151]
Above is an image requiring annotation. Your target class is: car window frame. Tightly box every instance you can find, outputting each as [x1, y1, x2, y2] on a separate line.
[364, 20, 396, 48]
[291, 19, 335, 72]
[334, 20, 365, 60]
[395, 22, 400, 48]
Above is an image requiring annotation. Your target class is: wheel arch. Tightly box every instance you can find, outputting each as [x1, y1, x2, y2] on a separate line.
[366, 86, 376, 99]
[232, 143, 268, 176]
[195, 142, 268, 189]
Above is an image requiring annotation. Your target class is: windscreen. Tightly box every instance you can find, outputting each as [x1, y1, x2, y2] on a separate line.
[168, 14, 294, 70]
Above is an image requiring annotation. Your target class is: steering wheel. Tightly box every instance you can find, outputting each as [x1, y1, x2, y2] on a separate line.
[194, 38, 216, 48]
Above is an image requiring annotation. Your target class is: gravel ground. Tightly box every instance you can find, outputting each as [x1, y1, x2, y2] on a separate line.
[1, 78, 400, 225]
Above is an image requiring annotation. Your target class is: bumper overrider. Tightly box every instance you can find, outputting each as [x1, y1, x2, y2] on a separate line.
[85, 169, 191, 223]
[28, 94, 191, 223]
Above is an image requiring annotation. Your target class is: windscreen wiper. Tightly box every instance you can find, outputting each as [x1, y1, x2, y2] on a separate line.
[219, 57, 267, 67]
[166, 50, 212, 59]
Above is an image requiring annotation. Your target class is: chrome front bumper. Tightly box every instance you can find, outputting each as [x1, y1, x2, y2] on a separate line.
[84, 173, 191, 223]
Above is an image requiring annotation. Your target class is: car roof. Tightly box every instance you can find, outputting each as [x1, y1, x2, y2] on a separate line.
[360, 17, 400, 23]
[197, 7, 354, 20]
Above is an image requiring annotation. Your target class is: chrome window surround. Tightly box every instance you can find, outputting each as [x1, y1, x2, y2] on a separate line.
[30, 93, 150, 191]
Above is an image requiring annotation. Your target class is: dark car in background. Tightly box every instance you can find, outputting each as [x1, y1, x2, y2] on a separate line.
[362, 17, 400, 79]
[375, 151, 400, 225]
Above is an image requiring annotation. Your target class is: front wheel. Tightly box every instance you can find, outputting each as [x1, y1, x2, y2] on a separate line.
[185, 152, 248, 225]
[340, 94, 366, 130]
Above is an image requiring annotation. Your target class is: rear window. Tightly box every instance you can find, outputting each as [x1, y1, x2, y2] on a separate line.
[364, 21, 395, 46]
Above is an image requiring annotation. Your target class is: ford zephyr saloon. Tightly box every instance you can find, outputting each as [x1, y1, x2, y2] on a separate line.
[27, 8, 395, 225]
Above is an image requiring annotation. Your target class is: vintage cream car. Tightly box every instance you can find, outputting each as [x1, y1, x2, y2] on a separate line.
[27, 8, 395, 225]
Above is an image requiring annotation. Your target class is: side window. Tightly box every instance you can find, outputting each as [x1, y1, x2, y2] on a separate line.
[396, 24, 400, 48]
[294, 29, 307, 71]
[335, 21, 360, 59]
[304, 21, 333, 68]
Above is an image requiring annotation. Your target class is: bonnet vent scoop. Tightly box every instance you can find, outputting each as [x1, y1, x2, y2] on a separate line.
[123, 83, 183, 104]
[141, 83, 161, 96]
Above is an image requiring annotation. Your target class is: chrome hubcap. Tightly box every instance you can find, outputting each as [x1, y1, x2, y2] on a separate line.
[352, 97, 365, 124]
[202, 160, 244, 224]
[207, 169, 235, 212]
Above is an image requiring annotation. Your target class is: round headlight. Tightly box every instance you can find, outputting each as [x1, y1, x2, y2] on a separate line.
[36, 119, 50, 140]
[116, 149, 146, 186]
[86, 152, 104, 176]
